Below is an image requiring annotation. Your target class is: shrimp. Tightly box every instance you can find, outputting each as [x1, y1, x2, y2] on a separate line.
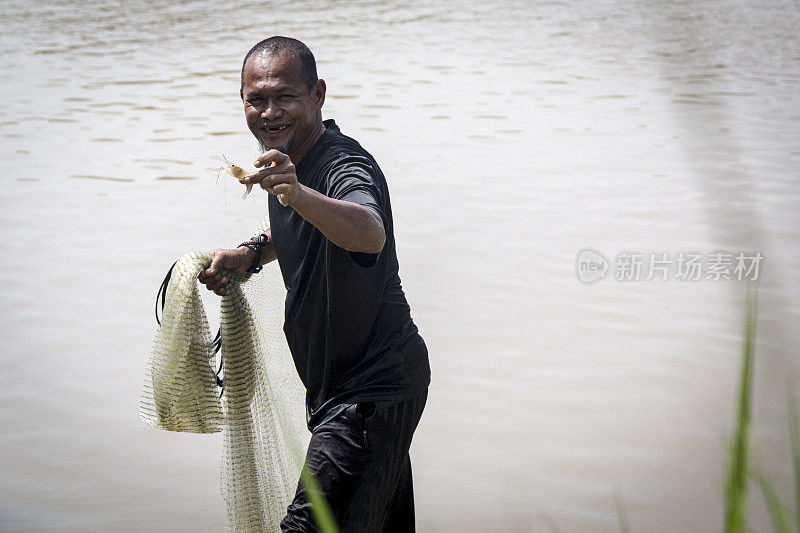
[212, 155, 252, 199]
[212, 155, 279, 200]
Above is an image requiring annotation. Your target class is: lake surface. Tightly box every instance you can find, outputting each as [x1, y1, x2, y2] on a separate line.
[1, 0, 799, 531]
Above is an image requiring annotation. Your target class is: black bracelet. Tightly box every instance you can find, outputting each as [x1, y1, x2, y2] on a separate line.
[237, 233, 270, 274]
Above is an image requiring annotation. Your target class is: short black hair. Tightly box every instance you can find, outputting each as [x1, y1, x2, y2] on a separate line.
[240, 36, 318, 93]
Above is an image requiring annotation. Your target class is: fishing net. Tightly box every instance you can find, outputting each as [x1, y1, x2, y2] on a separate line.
[139, 218, 309, 532]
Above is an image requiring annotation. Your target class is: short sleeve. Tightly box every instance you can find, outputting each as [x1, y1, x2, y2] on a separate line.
[327, 155, 388, 267]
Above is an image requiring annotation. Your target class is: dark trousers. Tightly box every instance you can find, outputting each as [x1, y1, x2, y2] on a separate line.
[280, 389, 428, 532]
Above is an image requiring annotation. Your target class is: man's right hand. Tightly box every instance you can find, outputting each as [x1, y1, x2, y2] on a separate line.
[198, 247, 253, 296]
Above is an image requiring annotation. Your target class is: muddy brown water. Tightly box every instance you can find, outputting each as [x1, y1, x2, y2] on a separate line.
[1, 0, 799, 531]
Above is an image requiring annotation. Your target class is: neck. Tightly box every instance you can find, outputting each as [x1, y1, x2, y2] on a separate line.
[290, 114, 325, 165]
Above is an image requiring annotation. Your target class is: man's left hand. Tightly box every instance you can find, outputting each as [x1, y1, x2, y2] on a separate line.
[243, 150, 302, 207]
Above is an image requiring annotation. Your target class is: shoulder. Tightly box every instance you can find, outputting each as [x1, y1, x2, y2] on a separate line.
[327, 140, 377, 171]
[323, 147, 386, 196]
[318, 122, 381, 172]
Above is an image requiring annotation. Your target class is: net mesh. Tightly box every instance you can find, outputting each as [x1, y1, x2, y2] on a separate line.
[139, 218, 309, 532]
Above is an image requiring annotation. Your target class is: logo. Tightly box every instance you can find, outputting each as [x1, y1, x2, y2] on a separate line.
[575, 248, 609, 284]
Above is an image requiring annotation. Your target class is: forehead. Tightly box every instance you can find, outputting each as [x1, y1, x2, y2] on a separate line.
[243, 52, 305, 93]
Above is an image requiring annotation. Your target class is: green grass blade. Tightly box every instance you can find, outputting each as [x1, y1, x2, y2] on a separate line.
[788, 380, 800, 532]
[279, 411, 340, 533]
[299, 463, 340, 533]
[724, 283, 758, 533]
[538, 512, 563, 533]
[749, 460, 792, 533]
[614, 490, 631, 533]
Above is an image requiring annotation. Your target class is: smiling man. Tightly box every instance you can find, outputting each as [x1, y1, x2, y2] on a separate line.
[198, 36, 431, 532]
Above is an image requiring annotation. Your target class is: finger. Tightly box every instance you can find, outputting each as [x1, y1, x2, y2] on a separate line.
[242, 168, 270, 185]
[271, 183, 293, 197]
[254, 149, 289, 168]
[201, 274, 219, 289]
[252, 160, 279, 174]
[259, 172, 295, 192]
[214, 287, 226, 296]
[201, 278, 218, 291]
[255, 158, 291, 178]
[243, 161, 291, 185]
[206, 274, 228, 291]
[203, 263, 216, 278]
[205, 252, 225, 277]
[253, 150, 282, 168]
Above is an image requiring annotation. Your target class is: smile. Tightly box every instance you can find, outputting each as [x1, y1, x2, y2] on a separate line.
[265, 124, 289, 132]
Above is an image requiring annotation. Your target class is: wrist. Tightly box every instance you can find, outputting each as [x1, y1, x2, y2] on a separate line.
[239, 245, 256, 263]
[288, 183, 310, 210]
[237, 233, 269, 274]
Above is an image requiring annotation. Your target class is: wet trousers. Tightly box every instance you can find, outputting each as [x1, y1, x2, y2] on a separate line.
[280, 389, 428, 532]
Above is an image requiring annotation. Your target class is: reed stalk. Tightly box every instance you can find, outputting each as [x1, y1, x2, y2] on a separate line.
[724, 283, 757, 533]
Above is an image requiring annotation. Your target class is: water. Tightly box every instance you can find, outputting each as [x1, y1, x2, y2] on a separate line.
[1, 0, 799, 531]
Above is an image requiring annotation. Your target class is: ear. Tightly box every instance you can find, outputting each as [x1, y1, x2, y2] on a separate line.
[314, 79, 326, 110]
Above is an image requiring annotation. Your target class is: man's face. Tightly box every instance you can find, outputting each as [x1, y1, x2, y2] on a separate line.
[241, 52, 322, 157]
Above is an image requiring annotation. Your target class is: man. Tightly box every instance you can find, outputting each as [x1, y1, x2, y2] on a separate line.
[199, 36, 431, 532]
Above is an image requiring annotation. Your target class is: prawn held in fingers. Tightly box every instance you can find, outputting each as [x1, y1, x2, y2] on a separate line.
[244, 150, 298, 206]
[211, 155, 251, 199]
[211, 155, 275, 199]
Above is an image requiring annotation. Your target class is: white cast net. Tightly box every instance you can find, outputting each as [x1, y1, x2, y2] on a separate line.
[139, 218, 309, 532]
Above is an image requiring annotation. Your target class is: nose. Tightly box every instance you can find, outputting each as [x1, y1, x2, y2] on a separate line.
[261, 100, 282, 121]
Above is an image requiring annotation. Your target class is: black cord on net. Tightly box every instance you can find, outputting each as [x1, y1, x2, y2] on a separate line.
[155, 260, 225, 398]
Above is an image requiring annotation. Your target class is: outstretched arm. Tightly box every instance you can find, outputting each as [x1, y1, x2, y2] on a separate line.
[244, 150, 386, 254]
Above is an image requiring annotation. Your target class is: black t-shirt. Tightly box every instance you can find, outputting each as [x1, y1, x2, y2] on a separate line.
[268, 119, 431, 430]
